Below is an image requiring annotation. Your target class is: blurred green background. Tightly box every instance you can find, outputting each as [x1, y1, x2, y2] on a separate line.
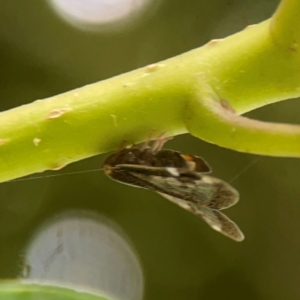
[1, 0, 300, 299]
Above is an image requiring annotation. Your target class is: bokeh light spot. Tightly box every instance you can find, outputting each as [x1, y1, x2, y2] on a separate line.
[21, 210, 144, 300]
[48, 0, 159, 31]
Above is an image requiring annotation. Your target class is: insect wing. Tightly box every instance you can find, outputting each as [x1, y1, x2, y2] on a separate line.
[199, 176, 239, 210]
[119, 166, 213, 205]
[120, 166, 238, 209]
[152, 150, 188, 168]
[107, 163, 239, 210]
[180, 154, 211, 173]
[112, 164, 174, 177]
[205, 209, 245, 242]
[158, 193, 244, 242]
[103, 165, 165, 190]
[153, 150, 211, 173]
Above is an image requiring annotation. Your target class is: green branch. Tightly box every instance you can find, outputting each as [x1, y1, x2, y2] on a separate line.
[0, 281, 112, 300]
[186, 80, 300, 157]
[0, 0, 300, 182]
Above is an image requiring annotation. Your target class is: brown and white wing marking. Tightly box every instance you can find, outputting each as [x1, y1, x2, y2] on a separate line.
[199, 175, 239, 210]
[117, 166, 239, 208]
[120, 167, 213, 205]
[153, 150, 211, 173]
[158, 193, 244, 242]
[179, 153, 211, 173]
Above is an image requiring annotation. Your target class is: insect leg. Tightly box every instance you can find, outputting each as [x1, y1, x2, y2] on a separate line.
[152, 132, 173, 153]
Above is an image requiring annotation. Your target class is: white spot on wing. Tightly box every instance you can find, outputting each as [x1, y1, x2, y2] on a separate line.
[166, 167, 179, 177]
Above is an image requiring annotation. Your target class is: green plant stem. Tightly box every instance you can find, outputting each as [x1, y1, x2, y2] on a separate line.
[271, 0, 300, 50]
[0, 0, 300, 182]
[186, 80, 300, 157]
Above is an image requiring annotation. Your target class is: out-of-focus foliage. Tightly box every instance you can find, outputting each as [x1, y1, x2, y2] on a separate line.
[0, 0, 300, 299]
[0, 281, 112, 300]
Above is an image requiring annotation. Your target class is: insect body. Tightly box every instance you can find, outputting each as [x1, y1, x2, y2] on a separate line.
[103, 137, 244, 242]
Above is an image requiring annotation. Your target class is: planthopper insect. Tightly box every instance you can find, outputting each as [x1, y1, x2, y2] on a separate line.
[102, 135, 244, 242]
